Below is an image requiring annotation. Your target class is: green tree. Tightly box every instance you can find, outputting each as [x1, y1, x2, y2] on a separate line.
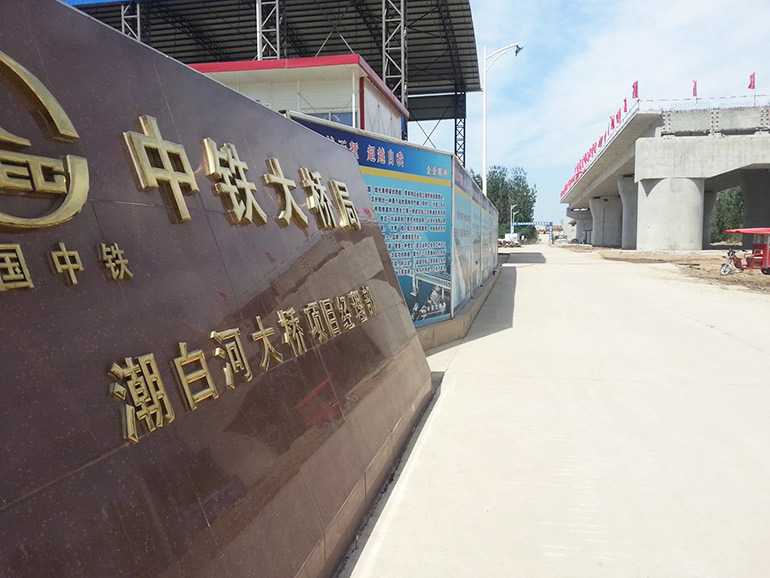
[710, 187, 743, 243]
[471, 166, 538, 239]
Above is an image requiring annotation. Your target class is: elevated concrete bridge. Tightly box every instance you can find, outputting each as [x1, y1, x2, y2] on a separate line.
[561, 104, 770, 250]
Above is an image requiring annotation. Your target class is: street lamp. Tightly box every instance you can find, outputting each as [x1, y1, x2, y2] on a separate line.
[509, 203, 517, 235]
[482, 43, 523, 198]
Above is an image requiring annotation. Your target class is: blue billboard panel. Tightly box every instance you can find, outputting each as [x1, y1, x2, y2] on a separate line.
[451, 158, 499, 314]
[292, 116, 453, 325]
[64, 1, 122, 5]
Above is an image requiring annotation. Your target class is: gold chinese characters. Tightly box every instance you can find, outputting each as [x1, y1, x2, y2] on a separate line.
[263, 157, 309, 229]
[0, 242, 134, 290]
[0, 50, 365, 234]
[299, 168, 336, 230]
[123, 116, 362, 231]
[202, 139, 267, 227]
[108, 354, 175, 443]
[0, 244, 33, 291]
[100, 243, 133, 280]
[50, 242, 82, 285]
[173, 343, 219, 410]
[108, 285, 378, 443]
[124, 116, 199, 223]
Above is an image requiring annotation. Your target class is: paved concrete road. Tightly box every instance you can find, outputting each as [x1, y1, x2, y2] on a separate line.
[340, 245, 770, 578]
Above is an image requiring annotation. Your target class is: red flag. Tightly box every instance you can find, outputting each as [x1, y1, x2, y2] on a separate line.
[624, 98, 627, 112]
[610, 115, 615, 130]
[616, 109, 621, 124]
[692, 80, 698, 97]
[749, 72, 756, 90]
[632, 81, 639, 99]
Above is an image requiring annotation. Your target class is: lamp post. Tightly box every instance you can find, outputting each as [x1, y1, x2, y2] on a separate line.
[482, 43, 523, 198]
[510, 203, 517, 235]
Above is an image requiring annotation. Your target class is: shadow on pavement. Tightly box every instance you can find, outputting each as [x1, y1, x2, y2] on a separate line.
[460, 262, 518, 344]
[506, 251, 547, 264]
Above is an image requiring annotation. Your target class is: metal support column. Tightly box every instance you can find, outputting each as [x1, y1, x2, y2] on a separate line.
[256, 0, 280, 60]
[383, 0, 407, 138]
[454, 91, 466, 165]
[121, 2, 141, 41]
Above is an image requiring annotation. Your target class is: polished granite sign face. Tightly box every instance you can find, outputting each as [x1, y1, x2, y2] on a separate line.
[0, 1, 431, 576]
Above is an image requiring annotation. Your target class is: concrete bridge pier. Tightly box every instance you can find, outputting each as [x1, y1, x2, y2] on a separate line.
[567, 209, 592, 243]
[637, 177, 705, 251]
[588, 199, 604, 245]
[703, 190, 716, 248]
[588, 196, 622, 247]
[618, 176, 638, 249]
[739, 169, 770, 247]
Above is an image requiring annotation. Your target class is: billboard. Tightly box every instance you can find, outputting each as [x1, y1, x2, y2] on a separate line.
[451, 158, 474, 311]
[289, 114, 454, 325]
[451, 158, 498, 313]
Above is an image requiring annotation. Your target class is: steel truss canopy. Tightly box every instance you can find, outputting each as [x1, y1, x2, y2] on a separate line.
[67, 0, 481, 122]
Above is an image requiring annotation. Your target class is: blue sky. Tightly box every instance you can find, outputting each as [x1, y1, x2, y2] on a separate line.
[409, 0, 770, 225]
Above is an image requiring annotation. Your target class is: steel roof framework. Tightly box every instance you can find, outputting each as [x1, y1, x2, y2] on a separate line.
[72, 0, 479, 161]
[257, 0, 280, 59]
[382, 0, 406, 110]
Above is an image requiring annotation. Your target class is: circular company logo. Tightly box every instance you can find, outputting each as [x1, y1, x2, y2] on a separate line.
[0, 50, 89, 230]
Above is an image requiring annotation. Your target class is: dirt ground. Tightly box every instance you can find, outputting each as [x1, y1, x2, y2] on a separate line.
[559, 244, 770, 293]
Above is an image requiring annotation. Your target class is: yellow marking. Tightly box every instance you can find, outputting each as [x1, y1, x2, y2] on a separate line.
[361, 166, 449, 186]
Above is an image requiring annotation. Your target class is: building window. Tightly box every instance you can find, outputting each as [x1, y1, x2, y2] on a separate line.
[308, 111, 354, 127]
